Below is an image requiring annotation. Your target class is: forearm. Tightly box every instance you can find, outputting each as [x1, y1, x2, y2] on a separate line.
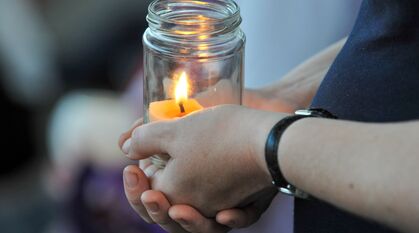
[248, 37, 347, 111]
[279, 118, 419, 232]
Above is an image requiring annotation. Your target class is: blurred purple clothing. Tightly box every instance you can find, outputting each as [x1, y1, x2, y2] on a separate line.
[59, 164, 165, 233]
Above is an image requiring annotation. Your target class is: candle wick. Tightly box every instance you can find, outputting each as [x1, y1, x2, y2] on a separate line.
[179, 101, 185, 113]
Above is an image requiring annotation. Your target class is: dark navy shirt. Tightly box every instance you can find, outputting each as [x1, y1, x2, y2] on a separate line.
[296, 0, 419, 232]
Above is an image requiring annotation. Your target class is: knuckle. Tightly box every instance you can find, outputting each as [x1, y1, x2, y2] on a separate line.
[125, 190, 143, 206]
[131, 126, 150, 154]
[127, 194, 142, 206]
[132, 125, 145, 141]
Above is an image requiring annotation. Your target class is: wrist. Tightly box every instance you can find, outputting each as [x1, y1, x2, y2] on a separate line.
[261, 108, 337, 198]
[251, 111, 288, 185]
[277, 117, 323, 186]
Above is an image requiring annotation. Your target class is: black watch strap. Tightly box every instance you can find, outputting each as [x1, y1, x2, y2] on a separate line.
[265, 115, 307, 188]
[265, 108, 337, 199]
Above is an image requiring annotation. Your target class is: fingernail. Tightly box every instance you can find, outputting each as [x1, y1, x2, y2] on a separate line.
[146, 203, 159, 213]
[124, 171, 138, 188]
[177, 218, 189, 226]
[122, 138, 131, 154]
[227, 220, 236, 227]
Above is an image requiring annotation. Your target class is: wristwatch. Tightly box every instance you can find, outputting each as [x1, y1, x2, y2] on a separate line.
[265, 108, 337, 199]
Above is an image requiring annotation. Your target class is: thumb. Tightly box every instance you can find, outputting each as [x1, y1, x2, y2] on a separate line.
[123, 165, 154, 223]
[123, 121, 174, 160]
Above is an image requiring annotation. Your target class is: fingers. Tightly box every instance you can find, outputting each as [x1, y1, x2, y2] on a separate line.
[125, 164, 186, 233]
[169, 205, 230, 233]
[216, 208, 255, 228]
[216, 188, 278, 229]
[141, 190, 188, 233]
[123, 165, 154, 223]
[119, 118, 143, 149]
[124, 121, 175, 160]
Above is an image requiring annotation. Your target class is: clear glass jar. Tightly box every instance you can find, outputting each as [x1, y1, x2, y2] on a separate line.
[143, 0, 245, 167]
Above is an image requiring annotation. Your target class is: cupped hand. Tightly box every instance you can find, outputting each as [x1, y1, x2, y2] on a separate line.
[121, 119, 224, 232]
[119, 116, 279, 232]
[121, 105, 285, 218]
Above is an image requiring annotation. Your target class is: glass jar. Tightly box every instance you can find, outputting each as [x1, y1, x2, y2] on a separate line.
[143, 0, 245, 168]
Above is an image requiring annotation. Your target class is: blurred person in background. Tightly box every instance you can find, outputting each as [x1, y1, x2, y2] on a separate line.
[0, 0, 157, 232]
[44, 0, 152, 232]
[0, 1, 60, 232]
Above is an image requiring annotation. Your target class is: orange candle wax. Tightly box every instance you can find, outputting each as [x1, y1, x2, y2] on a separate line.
[149, 98, 203, 121]
[149, 71, 203, 122]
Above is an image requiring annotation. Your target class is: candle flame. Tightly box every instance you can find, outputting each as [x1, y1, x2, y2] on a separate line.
[175, 72, 189, 103]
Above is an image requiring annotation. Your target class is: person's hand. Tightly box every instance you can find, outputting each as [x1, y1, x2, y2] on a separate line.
[123, 161, 277, 233]
[121, 105, 285, 217]
[121, 119, 219, 233]
[243, 88, 298, 113]
[119, 117, 278, 232]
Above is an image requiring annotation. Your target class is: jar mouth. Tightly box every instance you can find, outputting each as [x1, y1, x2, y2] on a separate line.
[147, 0, 241, 37]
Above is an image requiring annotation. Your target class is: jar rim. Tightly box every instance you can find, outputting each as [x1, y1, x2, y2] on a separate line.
[144, 0, 244, 58]
[147, 0, 241, 30]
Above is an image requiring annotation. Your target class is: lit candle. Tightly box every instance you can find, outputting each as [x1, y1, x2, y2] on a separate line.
[149, 72, 203, 122]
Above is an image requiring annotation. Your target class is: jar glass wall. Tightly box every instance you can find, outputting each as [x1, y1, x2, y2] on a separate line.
[143, 0, 245, 167]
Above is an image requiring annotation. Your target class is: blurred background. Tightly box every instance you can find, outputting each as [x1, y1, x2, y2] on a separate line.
[0, 0, 361, 233]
